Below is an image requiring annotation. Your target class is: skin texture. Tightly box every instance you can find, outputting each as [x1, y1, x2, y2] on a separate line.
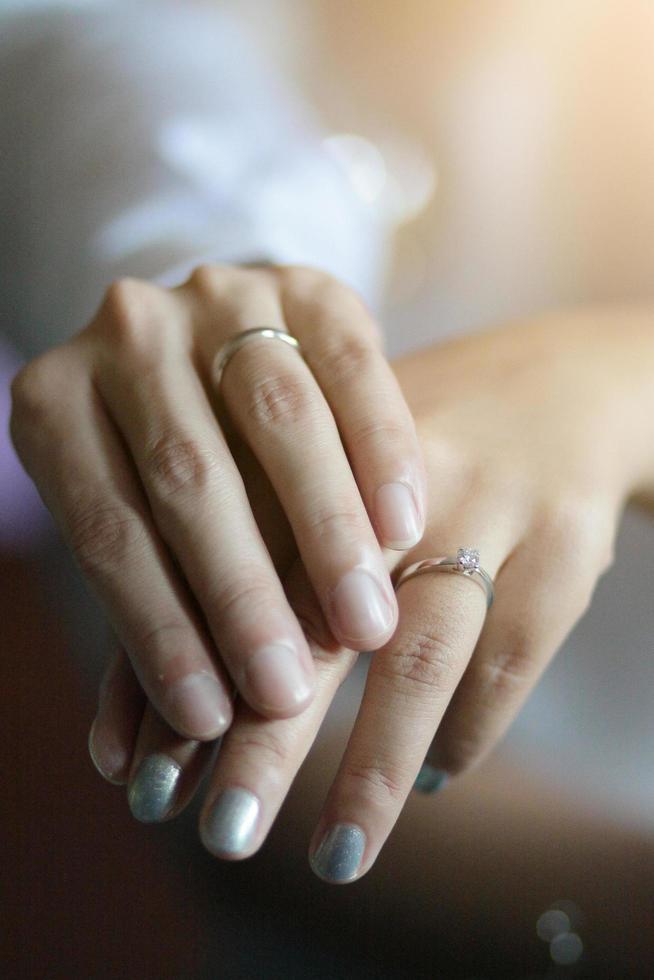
[70, 295, 654, 880]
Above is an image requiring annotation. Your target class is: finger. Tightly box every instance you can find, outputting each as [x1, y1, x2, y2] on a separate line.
[11, 343, 234, 740]
[308, 542, 503, 884]
[281, 267, 427, 550]
[215, 271, 398, 652]
[89, 647, 146, 785]
[424, 507, 615, 779]
[198, 561, 357, 859]
[127, 701, 216, 823]
[90, 278, 316, 718]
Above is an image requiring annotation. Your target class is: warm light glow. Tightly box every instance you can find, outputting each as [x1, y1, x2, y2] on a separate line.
[323, 133, 388, 206]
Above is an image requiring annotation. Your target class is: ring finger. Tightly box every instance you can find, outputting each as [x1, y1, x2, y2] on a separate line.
[308, 530, 508, 882]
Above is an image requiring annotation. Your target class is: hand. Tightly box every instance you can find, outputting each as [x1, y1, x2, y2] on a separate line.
[9, 264, 426, 750]
[58, 308, 654, 877]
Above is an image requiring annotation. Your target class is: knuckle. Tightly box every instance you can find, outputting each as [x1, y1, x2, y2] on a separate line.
[9, 363, 51, 453]
[488, 614, 536, 678]
[349, 416, 409, 452]
[66, 498, 147, 575]
[384, 630, 460, 696]
[481, 643, 533, 701]
[303, 506, 367, 541]
[224, 728, 288, 771]
[208, 569, 276, 625]
[102, 276, 152, 322]
[10, 352, 61, 417]
[341, 758, 407, 806]
[144, 434, 223, 502]
[245, 373, 315, 428]
[137, 619, 196, 662]
[99, 278, 164, 357]
[317, 335, 378, 386]
[9, 361, 43, 408]
[9, 346, 82, 464]
[186, 262, 231, 298]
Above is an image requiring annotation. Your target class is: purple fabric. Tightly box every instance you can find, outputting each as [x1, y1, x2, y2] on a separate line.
[0, 339, 51, 550]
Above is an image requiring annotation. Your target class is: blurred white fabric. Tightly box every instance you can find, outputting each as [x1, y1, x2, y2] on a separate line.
[0, 0, 389, 362]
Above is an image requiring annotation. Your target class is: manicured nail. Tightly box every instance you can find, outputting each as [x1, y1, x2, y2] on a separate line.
[375, 482, 423, 550]
[330, 567, 395, 645]
[128, 753, 181, 823]
[311, 823, 366, 883]
[245, 643, 314, 713]
[414, 764, 448, 795]
[202, 787, 260, 857]
[88, 718, 124, 785]
[165, 672, 231, 738]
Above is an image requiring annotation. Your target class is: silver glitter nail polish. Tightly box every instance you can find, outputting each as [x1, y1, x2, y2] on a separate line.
[128, 753, 181, 823]
[202, 788, 260, 856]
[311, 823, 366, 883]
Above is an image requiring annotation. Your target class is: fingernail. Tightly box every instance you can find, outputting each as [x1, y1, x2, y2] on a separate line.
[330, 567, 395, 645]
[128, 753, 181, 822]
[201, 787, 260, 857]
[165, 672, 231, 738]
[311, 823, 366, 883]
[414, 764, 449, 795]
[88, 717, 126, 785]
[245, 643, 314, 713]
[375, 482, 423, 550]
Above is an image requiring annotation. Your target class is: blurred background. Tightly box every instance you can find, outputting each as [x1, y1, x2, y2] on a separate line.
[243, 0, 654, 349]
[3, 1, 654, 977]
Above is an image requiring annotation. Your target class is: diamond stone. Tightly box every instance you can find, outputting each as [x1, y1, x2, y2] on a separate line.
[457, 548, 480, 571]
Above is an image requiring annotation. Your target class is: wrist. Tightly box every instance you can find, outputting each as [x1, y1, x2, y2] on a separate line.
[579, 306, 654, 503]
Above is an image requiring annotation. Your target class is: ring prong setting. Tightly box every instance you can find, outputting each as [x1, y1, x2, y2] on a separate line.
[394, 548, 494, 609]
[456, 547, 480, 572]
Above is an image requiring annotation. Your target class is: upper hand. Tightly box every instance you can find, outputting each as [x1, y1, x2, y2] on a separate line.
[9, 263, 426, 744]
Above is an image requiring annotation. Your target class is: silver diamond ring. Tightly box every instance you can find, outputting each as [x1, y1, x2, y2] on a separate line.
[211, 327, 302, 390]
[394, 548, 495, 609]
